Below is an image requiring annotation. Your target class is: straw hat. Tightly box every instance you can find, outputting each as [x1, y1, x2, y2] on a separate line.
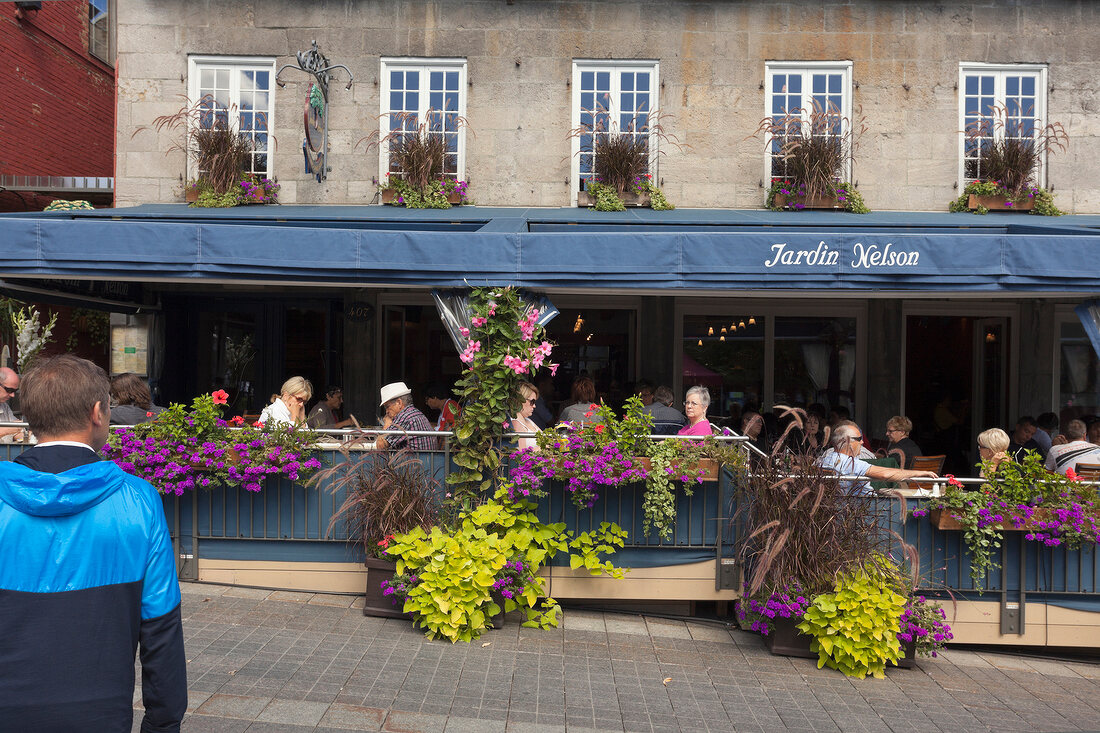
[379, 381, 412, 406]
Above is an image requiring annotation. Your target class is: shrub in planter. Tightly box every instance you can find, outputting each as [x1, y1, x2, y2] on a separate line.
[949, 103, 1068, 215]
[797, 560, 908, 679]
[753, 101, 869, 213]
[362, 109, 472, 207]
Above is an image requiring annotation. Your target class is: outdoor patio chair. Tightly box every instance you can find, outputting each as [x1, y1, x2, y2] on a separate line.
[910, 454, 946, 473]
[1074, 463, 1100, 482]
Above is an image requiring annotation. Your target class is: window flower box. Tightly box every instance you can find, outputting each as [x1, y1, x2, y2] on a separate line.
[632, 456, 720, 481]
[967, 194, 1035, 212]
[577, 190, 650, 208]
[771, 193, 841, 210]
[381, 187, 463, 206]
[929, 506, 1052, 531]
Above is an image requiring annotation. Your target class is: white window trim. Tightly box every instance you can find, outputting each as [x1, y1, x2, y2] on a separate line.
[186, 55, 276, 180]
[570, 59, 661, 197]
[957, 63, 1049, 188]
[762, 61, 854, 185]
[378, 57, 468, 183]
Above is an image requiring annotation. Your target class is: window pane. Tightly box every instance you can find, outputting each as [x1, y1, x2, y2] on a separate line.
[682, 315, 765, 422]
[1061, 321, 1100, 420]
[390, 70, 403, 90]
[621, 72, 634, 92]
[596, 71, 610, 90]
[407, 71, 419, 88]
[637, 73, 649, 92]
[774, 316, 857, 417]
[581, 71, 594, 89]
[446, 71, 459, 91]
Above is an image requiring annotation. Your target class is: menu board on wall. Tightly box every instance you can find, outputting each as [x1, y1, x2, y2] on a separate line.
[110, 317, 149, 375]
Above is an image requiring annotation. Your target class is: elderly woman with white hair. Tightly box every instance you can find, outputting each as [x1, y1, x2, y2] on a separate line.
[677, 385, 715, 436]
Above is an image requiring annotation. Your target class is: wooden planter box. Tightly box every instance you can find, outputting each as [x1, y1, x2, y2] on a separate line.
[967, 194, 1035, 212]
[363, 556, 408, 619]
[929, 507, 1051, 531]
[772, 193, 840, 210]
[632, 457, 720, 481]
[185, 188, 200, 204]
[577, 190, 650, 208]
[380, 188, 463, 205]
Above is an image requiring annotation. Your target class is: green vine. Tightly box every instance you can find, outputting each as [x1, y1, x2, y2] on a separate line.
[387, 487, 626, 642]
[584, 176, 675, 212]
[66, 308, 109, 351]
[448, 286, 555, 510]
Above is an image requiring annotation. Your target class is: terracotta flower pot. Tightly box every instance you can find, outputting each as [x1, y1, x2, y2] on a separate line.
[185, 188, 199, 204]
[380, 188, 396, 205]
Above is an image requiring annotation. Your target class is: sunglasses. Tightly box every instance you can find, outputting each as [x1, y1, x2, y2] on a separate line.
[526, 398, 538, 404]
[849, 435, 864, 442]
[1, 385, 16, 395]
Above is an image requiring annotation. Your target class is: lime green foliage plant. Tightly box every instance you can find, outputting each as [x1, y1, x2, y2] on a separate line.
[949, 180, 1062, 216]
[766, 179, 869, 214]
[448, 286, 555, 510]
[797, 560, 908, 679]
[386, 486, 627, 642]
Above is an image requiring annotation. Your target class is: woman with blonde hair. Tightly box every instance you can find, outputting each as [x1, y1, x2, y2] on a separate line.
[512, 381, 540, 451]
[259, 376, 313, 426]
[976, 427, 1011, 477]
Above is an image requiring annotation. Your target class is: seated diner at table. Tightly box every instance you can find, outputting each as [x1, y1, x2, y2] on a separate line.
[259, 376, 312, 427]
[817, 421, 939, 495]
[375, 381, 436, 451]
[678, 385, 715, 437]
[512, 381, 541, 451]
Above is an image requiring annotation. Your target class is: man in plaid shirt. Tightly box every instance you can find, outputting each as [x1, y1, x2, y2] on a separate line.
[376, 381, 437, 451]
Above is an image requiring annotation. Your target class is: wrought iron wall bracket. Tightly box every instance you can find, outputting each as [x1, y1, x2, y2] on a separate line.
[275, 41, 354, 183]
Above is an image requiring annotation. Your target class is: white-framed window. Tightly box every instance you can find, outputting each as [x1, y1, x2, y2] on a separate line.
[570, 60, 660, 195]
[958, 63, 1048, 186]
[187, 56, 275, 178]
[88, 0, 112, 64]
[763, 61, 853, 182]
[378, 58, 467, 180]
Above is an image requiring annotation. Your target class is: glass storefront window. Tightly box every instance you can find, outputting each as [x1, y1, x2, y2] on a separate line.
[774, 316, 857, 417]
[1059, 320, 1100, 421]
[682, 315, 764, 422]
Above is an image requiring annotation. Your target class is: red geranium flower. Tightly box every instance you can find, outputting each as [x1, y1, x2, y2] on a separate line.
[146, 411, 154, 417]
[229, 415, 245, 426]
[594, 424, 605, 434]
[212, 389, 229, 405]
[1066, 467, 1079, 482]
[946, 474, 962, 488]
[252, 420, 264, 428]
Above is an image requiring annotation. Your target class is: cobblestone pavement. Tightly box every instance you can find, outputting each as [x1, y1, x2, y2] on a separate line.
[137, 582, 1100, 732]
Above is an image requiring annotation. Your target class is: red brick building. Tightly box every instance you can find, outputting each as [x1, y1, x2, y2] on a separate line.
[0, 0, 114, 211]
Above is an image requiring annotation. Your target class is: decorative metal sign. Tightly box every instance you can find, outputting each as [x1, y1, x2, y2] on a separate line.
[276, 41, 353, 183]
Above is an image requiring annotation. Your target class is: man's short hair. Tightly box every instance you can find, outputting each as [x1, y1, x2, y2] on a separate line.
[654, 385, 675, 406]
[1016, 415, 1036, 428]
[423, 383, 451, 401]
[21, 355, 109, 437]
[1064, 419, 1087, 441]
[831, 420, 860, 450]
[1037, 412, 1060, 431]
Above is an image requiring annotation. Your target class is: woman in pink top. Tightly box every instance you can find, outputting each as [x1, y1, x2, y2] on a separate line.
[678, 385, 714, 436]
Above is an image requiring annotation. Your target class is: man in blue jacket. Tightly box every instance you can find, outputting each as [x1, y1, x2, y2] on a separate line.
[0, 354, 187, 732]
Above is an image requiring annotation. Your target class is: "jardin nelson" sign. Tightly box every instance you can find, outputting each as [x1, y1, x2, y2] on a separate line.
[763, 241, 920, 269]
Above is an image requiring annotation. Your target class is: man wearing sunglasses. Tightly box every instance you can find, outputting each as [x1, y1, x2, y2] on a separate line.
[817, 420, 939, 495]
[0, 367, 21, 443]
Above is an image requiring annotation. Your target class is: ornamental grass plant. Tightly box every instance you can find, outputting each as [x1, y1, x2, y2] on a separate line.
[950, 103, 1068, 215]
[361, 109, 472, 207]
[315, 448, 441, 558]
[753, 101, 869, 213]
[568, 111, 682, 211]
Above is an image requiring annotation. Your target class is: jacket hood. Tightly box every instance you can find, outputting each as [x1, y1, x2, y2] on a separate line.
[0, 461, 126, 517]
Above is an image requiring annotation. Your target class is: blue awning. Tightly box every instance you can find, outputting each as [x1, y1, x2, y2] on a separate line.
[3, 205, 1100, 292]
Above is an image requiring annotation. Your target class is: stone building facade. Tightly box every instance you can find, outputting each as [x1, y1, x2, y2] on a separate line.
[115, 0, 1099, 212]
